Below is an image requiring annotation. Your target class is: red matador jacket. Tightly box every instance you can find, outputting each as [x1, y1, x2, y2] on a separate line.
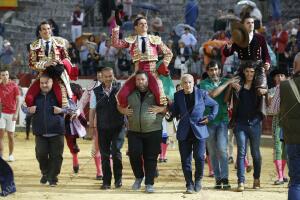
[111, 26, 173, 107]
[26, 36, 78, 107]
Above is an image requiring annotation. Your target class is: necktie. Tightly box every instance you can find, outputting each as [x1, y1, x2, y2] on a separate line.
[45, 41, 49, 57]
[141, 37, 146, 53]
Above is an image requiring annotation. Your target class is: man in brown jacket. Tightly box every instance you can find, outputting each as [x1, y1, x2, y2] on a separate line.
[279, 52, 300, 200]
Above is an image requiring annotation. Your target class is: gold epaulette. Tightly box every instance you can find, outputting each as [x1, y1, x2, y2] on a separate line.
[30, 39, 41, 50]
[124, 35, 137, 44]
[149, 35, 162, 45]
[52, 36, 67, 48]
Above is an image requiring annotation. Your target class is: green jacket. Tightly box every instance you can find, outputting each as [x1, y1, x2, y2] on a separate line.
[279, 74, 300, 144]
[127, 90, 163, 133]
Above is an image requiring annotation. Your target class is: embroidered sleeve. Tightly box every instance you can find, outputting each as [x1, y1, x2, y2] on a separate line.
[157, 41, 173, 67]
[29, 49, 46, 72]
[111, 26, 130, 49]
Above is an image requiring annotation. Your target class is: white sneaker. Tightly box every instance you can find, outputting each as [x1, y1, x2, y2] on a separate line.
[8, 155, 15, 162]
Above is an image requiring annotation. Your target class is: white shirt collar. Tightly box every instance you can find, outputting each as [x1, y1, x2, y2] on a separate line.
[249, 32, 254, 43]
[138, 35, 148, 40]
[42, 38, 52, 46]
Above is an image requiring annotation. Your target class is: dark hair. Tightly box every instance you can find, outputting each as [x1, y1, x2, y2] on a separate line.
[176, 84, 181, 90]
[241, 12, 253, 24]
[201, 72, 208, 80]
[228, 9, 234, 14]
[134, 17, 147, 27]
[0, 67, 9, 73]
[240, 61, 256, 69]
[206, 60, 220, 70]
[96, 67, 103, 73]
[135, 70, 148, 78]
[117, 4, 123, 10]
[40, 72, 52, 79]
[88, 35, 95, 42]
[38, 21, 51, 32]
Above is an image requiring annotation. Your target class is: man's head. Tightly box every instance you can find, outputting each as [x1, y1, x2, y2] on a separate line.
[96, 68, 103, 82]
[206, 60, 221, 82]
[75, 4, 81, 11]
[0, 69, 9, 84]
[176, 84, 182, 92]
[134, 17, 148, 35]
[101, 67, 114, 87]
[242, 63, 255, 82]
[184, 27, 190, 34]
[40, 73, 53, 94]
[241, 15, 255, 33]
[100, 32, 107, 42]
[273, 73, 286, 86]
[181, 74, 194, 94]
[135, 70, 148, 92]
[38, 21, 52, 40]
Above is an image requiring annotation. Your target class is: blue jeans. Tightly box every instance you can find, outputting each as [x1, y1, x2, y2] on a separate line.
[235, 120, 262, 183]
[286, 144, 300, 200]
[178, 137, 206, 187]
[207, 122, 229, 181]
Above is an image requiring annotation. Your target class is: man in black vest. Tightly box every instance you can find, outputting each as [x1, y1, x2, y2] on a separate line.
[89, 67, 125, 190]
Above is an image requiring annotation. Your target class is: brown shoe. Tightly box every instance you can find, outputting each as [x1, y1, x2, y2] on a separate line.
[253, 179, 260, 189]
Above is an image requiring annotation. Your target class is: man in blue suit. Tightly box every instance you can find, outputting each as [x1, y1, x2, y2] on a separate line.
[169, 74, 218, 193]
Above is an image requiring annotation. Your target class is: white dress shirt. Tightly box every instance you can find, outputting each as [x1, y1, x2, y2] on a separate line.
[180, 33, 197, 47]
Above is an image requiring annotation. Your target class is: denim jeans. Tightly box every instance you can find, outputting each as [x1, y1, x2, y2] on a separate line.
[235, 120, 262, 183]
[286, 144, 300, 200]
[207, 122, 229, 181]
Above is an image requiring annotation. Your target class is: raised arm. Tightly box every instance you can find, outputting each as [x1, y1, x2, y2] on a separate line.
[111, 26, 130, 49]
[222, 42, 236, 58]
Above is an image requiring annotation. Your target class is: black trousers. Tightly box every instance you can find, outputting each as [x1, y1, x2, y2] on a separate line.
[35, 135, 64, 183]
[127, 130, 162, 185]
[98, 127, 125, 185]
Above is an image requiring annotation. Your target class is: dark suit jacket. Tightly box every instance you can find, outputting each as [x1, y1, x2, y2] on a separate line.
[170, 87, 218, 141]
[280, 74, 300, 144]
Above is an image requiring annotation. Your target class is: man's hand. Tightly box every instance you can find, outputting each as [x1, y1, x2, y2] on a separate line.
[45, 60, 58, 67]
[257, 88, 268, 96]
[264, 62, 270, 71]
[198, 117, 209, 125]
[227, 77, 240, 85]
[28, 106, 37, 114]
[70, 113, 78, 120]
[148, 106, 166, 114]
[122, 105, 133, 116]
[231, 82, 241, 92]
[12, 113, 18, 121]
[226, 39, 233, 48]
[53, 106, 63, 114]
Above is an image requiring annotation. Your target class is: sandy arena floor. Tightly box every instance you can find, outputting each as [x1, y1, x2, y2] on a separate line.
[1, 133, 288, 200]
